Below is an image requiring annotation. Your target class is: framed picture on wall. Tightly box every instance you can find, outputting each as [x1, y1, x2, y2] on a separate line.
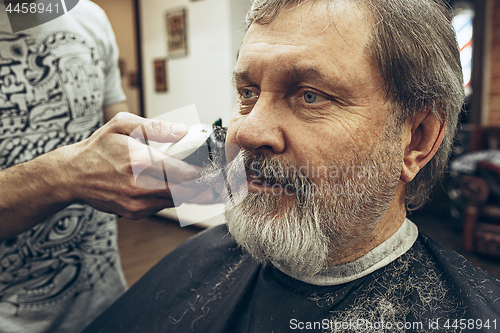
[165, 8, 188, 57]
[154, 59, 168, 93]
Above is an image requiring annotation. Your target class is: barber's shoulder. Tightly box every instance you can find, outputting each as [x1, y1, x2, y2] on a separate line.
[75, 0, 106, 15]
[71, 0, 111, 28]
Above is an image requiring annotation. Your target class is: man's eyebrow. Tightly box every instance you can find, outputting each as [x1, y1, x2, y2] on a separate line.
[232, 66, 329, 87]
[232, 70, 251, 87]
[285, 66, 326, 84]
[232, 70, 252, 80]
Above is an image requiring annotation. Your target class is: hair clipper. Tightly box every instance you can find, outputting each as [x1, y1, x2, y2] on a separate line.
[162, 119, 228, 168]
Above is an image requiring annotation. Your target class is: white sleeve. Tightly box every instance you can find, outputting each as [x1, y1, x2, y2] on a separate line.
[86, 1, 126, 107]
[102, 19, 126, 106]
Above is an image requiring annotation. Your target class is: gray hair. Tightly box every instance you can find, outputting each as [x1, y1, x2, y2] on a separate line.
[246, 0, 465, 210]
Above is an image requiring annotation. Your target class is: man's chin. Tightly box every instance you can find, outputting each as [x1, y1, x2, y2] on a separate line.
[224, 199, 331, 277]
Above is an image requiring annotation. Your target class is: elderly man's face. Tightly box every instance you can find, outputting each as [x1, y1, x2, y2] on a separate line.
[224, 1, 403, 274]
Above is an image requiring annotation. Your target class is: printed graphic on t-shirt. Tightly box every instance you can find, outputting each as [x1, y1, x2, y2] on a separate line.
[0, 205, 119, 311]
[0, 30, 104, 169]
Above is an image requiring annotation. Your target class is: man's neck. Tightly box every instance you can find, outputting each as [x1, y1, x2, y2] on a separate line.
[275, 217, 418, 286]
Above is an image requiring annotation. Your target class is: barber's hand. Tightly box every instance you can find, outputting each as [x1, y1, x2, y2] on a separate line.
[59, 112, 209, 219]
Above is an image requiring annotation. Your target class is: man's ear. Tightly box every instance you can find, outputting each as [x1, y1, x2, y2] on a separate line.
[400, 111, 446, 183]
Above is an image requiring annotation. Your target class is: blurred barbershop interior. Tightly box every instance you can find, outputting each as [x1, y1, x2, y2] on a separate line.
[92, 0, 500, 284]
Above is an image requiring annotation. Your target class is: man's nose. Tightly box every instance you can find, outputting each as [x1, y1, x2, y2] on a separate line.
[235, 97, 286, 156]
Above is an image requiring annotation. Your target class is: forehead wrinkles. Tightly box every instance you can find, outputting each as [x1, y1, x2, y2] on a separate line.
[258, 0, 372, 49]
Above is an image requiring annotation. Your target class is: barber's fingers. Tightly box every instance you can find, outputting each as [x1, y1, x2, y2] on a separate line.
[133, 172, 211, 201]
[106, 112, 188, 143]
[130, 144, 202, 185]
[135, 166, 209, 191]
[113, 197, 176, 220]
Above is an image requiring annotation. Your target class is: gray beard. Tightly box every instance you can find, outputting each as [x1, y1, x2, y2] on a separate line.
[214, 136, 401, 277]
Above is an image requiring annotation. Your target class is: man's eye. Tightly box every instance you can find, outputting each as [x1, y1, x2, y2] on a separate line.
[304, 91, 318, 104]
[241, 89, 255, 99]
[301, 90, 330, 105]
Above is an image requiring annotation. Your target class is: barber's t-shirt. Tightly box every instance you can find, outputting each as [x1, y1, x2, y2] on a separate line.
[0, 1, 127, 332]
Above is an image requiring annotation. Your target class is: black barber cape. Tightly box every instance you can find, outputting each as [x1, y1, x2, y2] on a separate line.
[82, 223, 500, 333]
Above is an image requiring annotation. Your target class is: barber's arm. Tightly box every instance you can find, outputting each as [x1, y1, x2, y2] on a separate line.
[0, 112, 204, 241]
[103, 101, 130, 123]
